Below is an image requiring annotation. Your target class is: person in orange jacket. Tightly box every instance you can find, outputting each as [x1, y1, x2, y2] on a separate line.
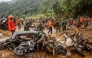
[48, 19, 54, 34]
[8, 15, 16, 35]
[80, 17, 84, 24]
[88, 17, 91, 25]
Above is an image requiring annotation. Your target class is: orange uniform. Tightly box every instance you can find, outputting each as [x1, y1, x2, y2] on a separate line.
[80, 17, 84, 23]
[88, 17, 91, 22]
[8, 19, 15, 31]
[49, 22, 54, 27]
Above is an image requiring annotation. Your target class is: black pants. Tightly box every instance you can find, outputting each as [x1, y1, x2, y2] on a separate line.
[48, 27, 52, 34]
[12, 30, 15, 35]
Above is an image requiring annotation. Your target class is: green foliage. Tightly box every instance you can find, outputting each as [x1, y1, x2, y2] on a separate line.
[53, 0, 92, 18]
[41, 0, 60, 17]
[0, 0, 46, 18]
[0, 0, 92, 19]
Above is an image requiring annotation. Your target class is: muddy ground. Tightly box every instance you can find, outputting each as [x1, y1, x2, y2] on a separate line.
[0, 28, 92, 58]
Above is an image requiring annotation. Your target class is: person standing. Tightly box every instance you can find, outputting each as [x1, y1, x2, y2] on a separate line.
[54, 19, 61, 33]
[24, 20, 30, 31]
[16, 18, 21, 31]
[88, 17, 91, 25]
[8, 15, 16, 35]
[84, 17, 88, 29]
[62, 20, 67, 32]
[75, 21, 81, 34]
[48, 19, 54, 34]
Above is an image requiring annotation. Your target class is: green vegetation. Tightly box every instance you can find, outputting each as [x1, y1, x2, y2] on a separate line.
[0, 0, 46, 18]
[53, 0, 92, 18]
[0, 0, 92, 19]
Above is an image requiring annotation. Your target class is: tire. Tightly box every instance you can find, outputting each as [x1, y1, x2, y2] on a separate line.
[74, 45, 85, 57]
[0, 44, 4, 50]
[14, 47, 24, 56]
[7, 45, 13, 51]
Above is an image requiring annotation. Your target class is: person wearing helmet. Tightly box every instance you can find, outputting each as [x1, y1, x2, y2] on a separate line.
[8, 15, 16, 35]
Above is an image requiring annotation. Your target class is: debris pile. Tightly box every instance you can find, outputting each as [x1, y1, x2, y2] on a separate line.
[0, 31, 92, 58]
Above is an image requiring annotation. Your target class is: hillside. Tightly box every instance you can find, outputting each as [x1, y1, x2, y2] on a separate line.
[0, 0, 46, 18]
[0, 0, 62, 18]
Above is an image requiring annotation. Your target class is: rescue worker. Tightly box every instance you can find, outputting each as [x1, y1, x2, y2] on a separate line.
[48, 19, 54, 34]
[8, 15, 16, 35]
[24, 20, 30, 31]
[54, 19, 61, 33]
[84, 18, 88, 29]
[75, 21, 81, 34]
[88, 17, 91, 25]
[80, 17, 84, 29]
[62, 20, 67, 32]
[16, 18, 21, 31]
[80, 17, 84, 24]
[36, 19, 44, 31]
[69, 19, 73, 26]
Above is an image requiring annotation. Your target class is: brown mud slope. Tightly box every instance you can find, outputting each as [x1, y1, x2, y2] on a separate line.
[0, 28, 92, 58]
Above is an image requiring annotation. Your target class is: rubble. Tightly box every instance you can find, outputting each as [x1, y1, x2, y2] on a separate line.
[0, 31, 92, 58]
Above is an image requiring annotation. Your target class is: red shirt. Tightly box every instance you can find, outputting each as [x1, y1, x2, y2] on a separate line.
[49, 21, 54, 27]
[8, 19, 15, 31]
[80, 17, 84, 23]
[88, 17, 91, 22]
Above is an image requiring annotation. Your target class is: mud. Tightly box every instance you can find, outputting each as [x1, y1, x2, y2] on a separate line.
[0, 28, 92, 58]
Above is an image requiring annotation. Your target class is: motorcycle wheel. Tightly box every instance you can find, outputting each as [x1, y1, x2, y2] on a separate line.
[14, 47, 24, 56]
[0, 44, 4, 50]
[74, 45, 85, 57]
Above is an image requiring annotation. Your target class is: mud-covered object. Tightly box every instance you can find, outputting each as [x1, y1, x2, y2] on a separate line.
[0, 18, 8, 30]
[0, 31, 38, 50]
[41, 36, 68, 56]
[14, 40, 37, 56]
[11, 31, 38, 40]
[0, 38, 24, 50]
[0, 36, 27, 50]
[70, 33, 92, 52]
[60, 33, 85, 57]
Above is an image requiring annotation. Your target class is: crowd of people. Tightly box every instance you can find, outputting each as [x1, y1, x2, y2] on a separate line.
[6, 15, 92, 36]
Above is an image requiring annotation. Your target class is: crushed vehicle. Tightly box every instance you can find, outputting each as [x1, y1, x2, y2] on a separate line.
[70, 33, 92, 52]
[0, 31, 92, 57]
[58, 32, 92, 57]
[13, 31, 43, 56]
[36, 34, 70, 56]
[0, 31, 39, 51]
[14, 40, 36, 56]
[0, 37, 24, 50]
[58, 32, 85, 57]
